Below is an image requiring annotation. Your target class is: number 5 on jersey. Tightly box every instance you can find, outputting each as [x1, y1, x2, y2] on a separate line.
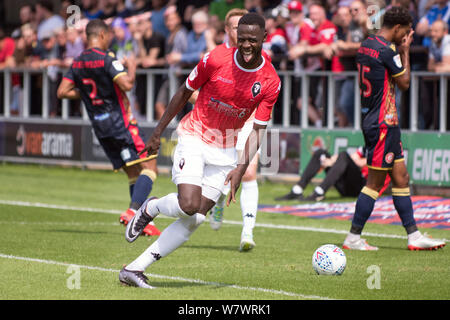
[357, 63, 372, 98]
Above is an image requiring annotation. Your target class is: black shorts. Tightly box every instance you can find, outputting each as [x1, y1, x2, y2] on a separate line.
[92, 111, 147, 170]
[363, 125, 404, 170]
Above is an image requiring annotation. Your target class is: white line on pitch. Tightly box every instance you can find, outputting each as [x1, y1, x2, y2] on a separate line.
[1, 199, 447, 241]
[0, 253, 334, 300]
[0, 221, 117, 226]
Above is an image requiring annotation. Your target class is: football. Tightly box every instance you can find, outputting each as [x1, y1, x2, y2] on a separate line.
[312, 244, 347, 275]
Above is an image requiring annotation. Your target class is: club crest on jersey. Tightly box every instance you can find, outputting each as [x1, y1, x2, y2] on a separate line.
[251, 82, 261, 98]
[385, 152, 394, 164]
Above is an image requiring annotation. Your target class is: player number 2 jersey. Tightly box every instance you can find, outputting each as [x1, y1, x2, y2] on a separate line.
[356, 35, 405, 129]
[181, 45, 281, 148]
[63, 47, 133, 125]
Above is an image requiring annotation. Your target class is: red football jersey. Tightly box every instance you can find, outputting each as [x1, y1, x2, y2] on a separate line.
[304, 19, 344, 72]
[181, 45, 281, 148]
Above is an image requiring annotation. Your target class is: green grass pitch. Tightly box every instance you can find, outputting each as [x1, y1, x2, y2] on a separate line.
[0, 163, 449, 300]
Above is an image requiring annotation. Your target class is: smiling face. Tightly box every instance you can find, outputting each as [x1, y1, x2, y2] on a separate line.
[430, 20, 448, 44]
[309, 5, 326, 28]
[236, 23, 265, 68]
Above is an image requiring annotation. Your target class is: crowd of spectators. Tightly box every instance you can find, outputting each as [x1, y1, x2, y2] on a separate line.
[0, 0, 449, 130]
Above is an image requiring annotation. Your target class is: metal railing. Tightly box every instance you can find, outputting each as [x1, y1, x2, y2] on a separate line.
[0, 67, 449, 132]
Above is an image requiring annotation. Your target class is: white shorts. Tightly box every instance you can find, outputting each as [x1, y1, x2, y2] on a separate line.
[171, 135, 237, 202]
[235, 120, 261, 155]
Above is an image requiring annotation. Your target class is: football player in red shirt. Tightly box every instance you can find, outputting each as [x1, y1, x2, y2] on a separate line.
[120, 13, 281, 288]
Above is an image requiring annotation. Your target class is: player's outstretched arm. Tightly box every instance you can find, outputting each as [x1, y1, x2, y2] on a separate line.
[57, 78, 80, 100]
[139, 83, 193, 156]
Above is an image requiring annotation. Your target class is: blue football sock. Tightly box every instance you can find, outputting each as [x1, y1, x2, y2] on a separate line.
[130, 175, 154, 210]
[350, 187, 378, 234]
[129, 184, 135, 199]
[392, 187, 418, 234]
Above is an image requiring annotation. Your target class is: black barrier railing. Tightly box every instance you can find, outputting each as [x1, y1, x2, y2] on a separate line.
[0, 68, 449, 132]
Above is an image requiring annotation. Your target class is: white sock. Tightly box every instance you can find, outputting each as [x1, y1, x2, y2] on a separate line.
[146, 193, 189, 219]
[408, 230, 422, 242]
[240, 180, 258, 235]
[345, 232, 360, 243]
[126, 213, 205, 271]
[314, 186, 324, 195]
[292, 185, 303, 195]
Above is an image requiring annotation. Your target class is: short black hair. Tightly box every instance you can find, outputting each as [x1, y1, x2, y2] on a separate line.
[238, 12, 265, 31]
[85, 19, 109, 39]
[382, 6, 412, 28]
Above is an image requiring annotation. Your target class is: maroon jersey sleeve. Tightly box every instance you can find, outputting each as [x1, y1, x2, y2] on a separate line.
[63, 67, 75, 83]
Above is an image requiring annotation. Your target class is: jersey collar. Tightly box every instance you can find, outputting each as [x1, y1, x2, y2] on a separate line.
[233, 49, 265, 73]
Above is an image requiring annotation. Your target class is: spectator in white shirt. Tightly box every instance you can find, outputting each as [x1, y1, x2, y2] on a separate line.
[428, 19, 450, 72]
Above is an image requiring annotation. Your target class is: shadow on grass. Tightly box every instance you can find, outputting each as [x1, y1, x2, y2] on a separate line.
[183, 244, 240, 252]
[119, 279, 233, 290]
[45, 229, 113, 235]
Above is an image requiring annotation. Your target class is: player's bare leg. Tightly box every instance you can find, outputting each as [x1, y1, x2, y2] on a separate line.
[121, 159, 160, 236]
[389, 160, 445, 250]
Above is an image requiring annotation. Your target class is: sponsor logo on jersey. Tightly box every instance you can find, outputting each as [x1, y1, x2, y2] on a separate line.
[216, 76, 233, 84]
[208, 97, 248, 119]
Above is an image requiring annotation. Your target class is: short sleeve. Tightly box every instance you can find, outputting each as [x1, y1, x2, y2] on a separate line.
[63, 67, 75, 83]
[254, 79, 281, 125]
[105, 55, 127, 82]
[299, 23, 313, 42]
[381, 46, 405, 78]
[319, 25, 337, 45]
[185, 51, 215, 91]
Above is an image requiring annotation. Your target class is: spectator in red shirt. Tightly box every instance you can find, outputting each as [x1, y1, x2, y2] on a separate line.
[288, 3, 341, 127]
[0, 28, 17, 115]
[285, 1, 314, 52]
[0, 28, 15, 68]
[305, 3, 341, 71]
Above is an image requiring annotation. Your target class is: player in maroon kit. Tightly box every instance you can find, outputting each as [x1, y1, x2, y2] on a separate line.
[57, 19, 160, 237]
[343, 7, 445, 251]
[119, 13, 281, 288]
